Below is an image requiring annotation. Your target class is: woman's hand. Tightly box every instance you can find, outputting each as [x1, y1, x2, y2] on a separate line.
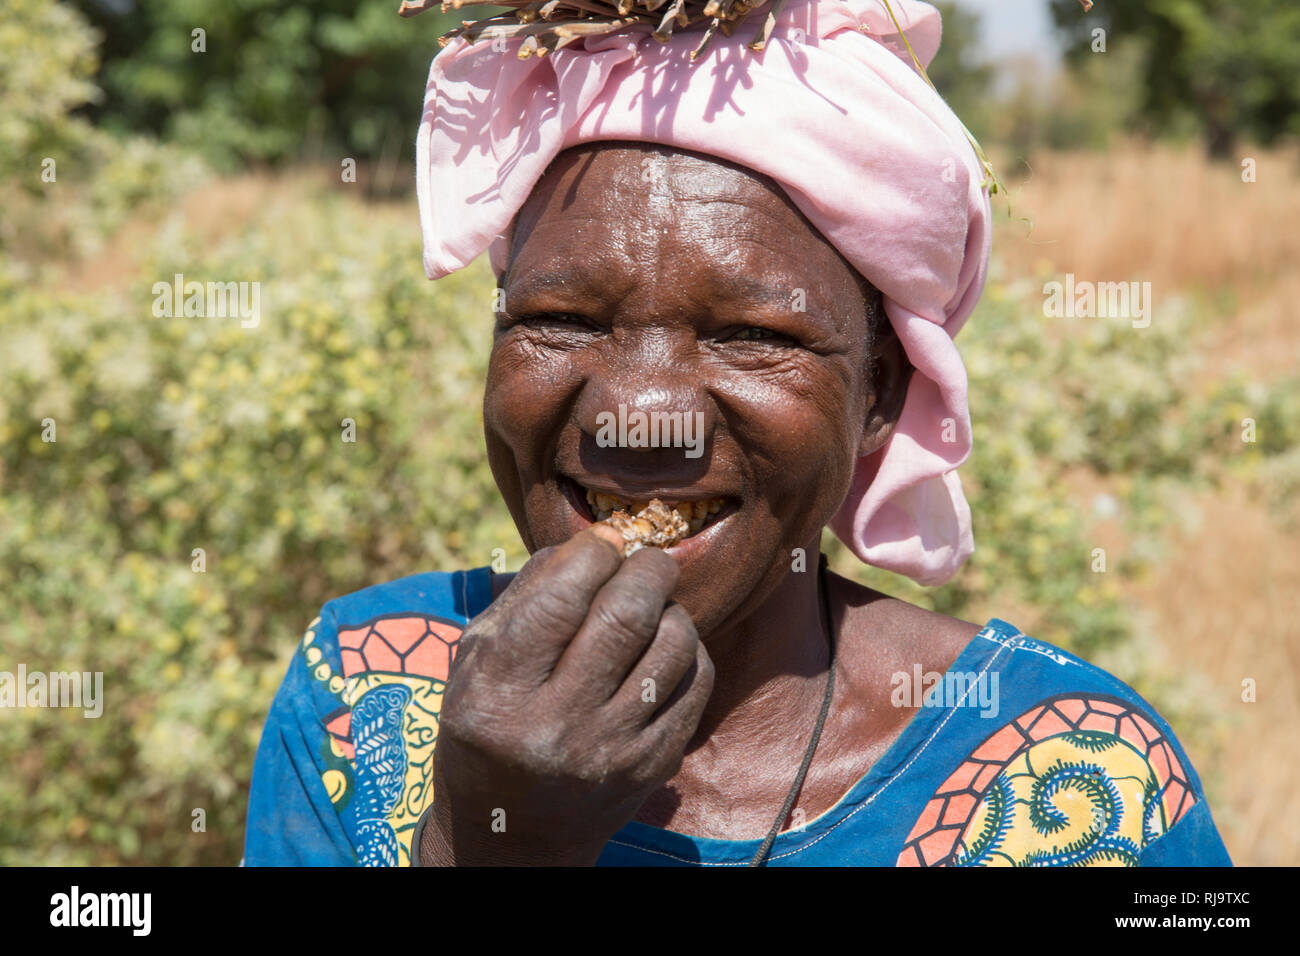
[418, 524, 715, 866]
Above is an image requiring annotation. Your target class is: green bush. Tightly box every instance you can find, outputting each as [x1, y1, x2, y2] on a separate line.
[0, 191, 514, 863]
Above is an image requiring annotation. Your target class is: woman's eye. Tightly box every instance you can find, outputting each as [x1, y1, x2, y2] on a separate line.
[513, 312, 594, 331]
[728, 326, 793, 344]
[521, 312, 578, 325]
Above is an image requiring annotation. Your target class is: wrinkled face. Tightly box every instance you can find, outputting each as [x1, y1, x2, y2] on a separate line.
[484, 142, 910, 637]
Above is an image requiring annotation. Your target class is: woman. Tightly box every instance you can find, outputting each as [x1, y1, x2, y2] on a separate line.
[244, 0, 1231, 866]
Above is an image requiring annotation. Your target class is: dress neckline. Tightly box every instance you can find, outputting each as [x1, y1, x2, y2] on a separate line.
[604, 618, 1021, 863]
[463, 566, 1020, 864]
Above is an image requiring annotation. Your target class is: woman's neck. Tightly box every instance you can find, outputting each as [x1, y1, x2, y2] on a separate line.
[686, 547, 834, 751]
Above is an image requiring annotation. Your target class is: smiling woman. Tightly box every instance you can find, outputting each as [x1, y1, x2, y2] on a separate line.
[242, 0, 1231, 867]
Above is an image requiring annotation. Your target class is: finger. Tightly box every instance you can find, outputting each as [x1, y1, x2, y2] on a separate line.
[600, 603, 700, 729]
[465, 548, 558, 635]
[547, 546, 680, 702]
[461, 524, 626, 681]
[636, 640, 715, 765]
[447, 557, 559, 684]
[474, 523, 619, 625]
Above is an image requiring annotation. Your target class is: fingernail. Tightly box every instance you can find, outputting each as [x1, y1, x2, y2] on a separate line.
[588, 523, 625, 553]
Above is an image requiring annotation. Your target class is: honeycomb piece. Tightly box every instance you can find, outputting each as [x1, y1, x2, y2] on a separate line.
[601, 498, 690, 556]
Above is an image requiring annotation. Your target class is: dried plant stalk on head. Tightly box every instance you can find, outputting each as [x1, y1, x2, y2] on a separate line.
[398, 0, 787, 60]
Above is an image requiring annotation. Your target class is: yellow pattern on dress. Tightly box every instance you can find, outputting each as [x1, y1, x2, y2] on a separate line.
[956, 735, 1161, 867]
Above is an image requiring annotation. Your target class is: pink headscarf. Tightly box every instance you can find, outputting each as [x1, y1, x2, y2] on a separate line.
[415, 0, 992, 586]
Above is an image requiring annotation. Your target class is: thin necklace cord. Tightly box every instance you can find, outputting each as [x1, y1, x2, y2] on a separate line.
[748, 552, 837, 866]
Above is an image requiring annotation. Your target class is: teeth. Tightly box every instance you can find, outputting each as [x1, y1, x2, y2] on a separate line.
[579, 484, 727, 537]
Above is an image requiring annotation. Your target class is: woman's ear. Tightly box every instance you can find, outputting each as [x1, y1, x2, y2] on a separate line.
[858, 313, 913, 459]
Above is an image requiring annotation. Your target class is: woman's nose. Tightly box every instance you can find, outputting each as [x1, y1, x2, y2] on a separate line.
[572, 340, 717, 466]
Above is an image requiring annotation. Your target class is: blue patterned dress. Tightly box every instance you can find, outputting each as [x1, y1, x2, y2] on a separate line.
[243, 568, 1231, 866]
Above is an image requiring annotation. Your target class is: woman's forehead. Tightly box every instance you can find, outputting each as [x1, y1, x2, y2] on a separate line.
[507, 142, 856, 294]
[548, 141, 779, 191]
[517, 143, 796, 231]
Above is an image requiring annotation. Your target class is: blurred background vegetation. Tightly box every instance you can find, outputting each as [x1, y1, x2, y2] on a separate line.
[1, 0, 1297, 864]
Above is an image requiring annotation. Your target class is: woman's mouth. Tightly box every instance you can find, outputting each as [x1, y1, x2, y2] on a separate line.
[587, 489, 726, 534]
[564, 478, 735, 542]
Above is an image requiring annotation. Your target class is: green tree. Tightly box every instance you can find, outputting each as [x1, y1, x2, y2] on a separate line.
[1049, 0, 1300, 157]
[70, 0, 466, 171]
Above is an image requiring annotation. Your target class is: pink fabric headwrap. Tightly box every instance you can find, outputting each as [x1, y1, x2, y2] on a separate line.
[415, 0, 992, 586]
